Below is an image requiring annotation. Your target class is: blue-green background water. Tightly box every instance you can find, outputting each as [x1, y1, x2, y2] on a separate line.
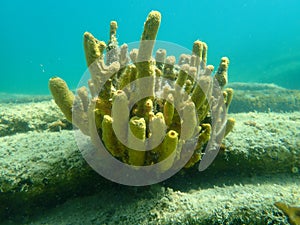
[1, 0, 299, 94]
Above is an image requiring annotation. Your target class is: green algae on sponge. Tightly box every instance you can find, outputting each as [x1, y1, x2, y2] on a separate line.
[49, 10, 234, 171]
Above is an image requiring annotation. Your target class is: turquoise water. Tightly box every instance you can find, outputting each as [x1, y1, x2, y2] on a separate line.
[1, 1, 300, 223]
[1, 0, 299, 94]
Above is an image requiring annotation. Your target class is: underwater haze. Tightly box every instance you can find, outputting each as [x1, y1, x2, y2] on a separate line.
[0, 0, 300, 94]
[1, 1, 300, 224]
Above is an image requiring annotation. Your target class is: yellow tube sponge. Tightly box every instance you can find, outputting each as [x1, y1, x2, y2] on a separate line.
[275, 202, 300, 225]
[134, 11, 161, 117]
[137, 11, 161, 62]
[175, 64, 189, 88]
[202, 42, 208, 67]
[49, 77, 75, 123]
[196, 123, 211, 150]
[106, 21, 119, 65]
[87, 98, 100, 144]
[158, 130, 179, 172]
[83, 32, 106, 66]
[77, 86, 89, 112]
[155, 48, 166, 70]
[184, 152, 202, 169]
[224, 117, 235, 137]
[163, 94, 175, 127]
[192, 40, 204, 68]
[112, 90, 129, 144]
[148, 112, 167, 153]
[215, 57, 230, 88]
[118, 64, 137, 91]
[102, 115, 125, 158]
[191, 75, 212, 110]
[163, 56, 176, 80]
[127, 116, 146, 166]
[181, 101, 198, 140]
[49, 10, 235, 174]
[224, 88, 234, 109]
[101, 114, 114, 152]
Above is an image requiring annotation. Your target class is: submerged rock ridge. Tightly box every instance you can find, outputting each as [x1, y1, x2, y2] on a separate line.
[49, 11, 234, 175]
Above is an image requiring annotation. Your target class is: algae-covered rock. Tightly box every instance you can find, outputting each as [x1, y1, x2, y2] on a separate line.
[10, 172, 300, 225]
[0, 99, 299, 223]
[0, 101, 70, 137]
[228, 82, 300, 112]
[210, 111, 300, 175]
